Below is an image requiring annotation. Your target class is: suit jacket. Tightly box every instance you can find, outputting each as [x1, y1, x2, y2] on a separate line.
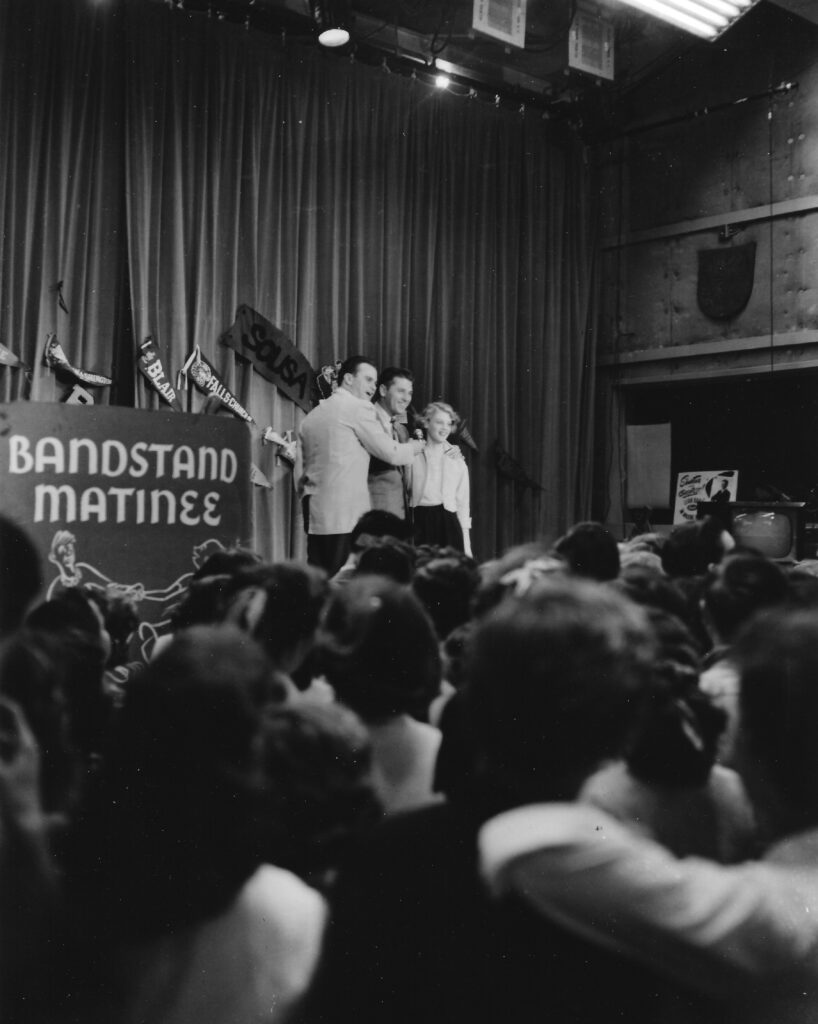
[297, 388, 416, 535]
[368, 403, 411, 519]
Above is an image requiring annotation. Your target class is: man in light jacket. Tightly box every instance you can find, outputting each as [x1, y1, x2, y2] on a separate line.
[296, 355, 423, 575]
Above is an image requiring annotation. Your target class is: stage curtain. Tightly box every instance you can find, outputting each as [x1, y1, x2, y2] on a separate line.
[1, 0, 600, 562]
[0, 0, 126, 406]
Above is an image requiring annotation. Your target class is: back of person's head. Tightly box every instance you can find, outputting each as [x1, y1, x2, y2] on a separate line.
[465, 578, 654, 803]
[258, 702, 380, 890]
[190, 545, 260, 582]
[68, 625, 271, 938]
[622, 607, 725, 789]
[661, 516, 731, 578]
[733, 607, 818, 830]
[613, 564, 694, 628]
[224, 561, 329, 673]
[0, 515, 42, 637]
[350, 509, 413, 550]
[316, 576, 441, 722]
[411, 554, 480, 639]
[0, 630, 81, 812]
[472, 542, 567, 619]
[785, 566, 818, 608]
[25, 589, 112, 758]
[354, 537, 415, 584]
[702, 551, 789, 644]
[553, 521, 620, 581]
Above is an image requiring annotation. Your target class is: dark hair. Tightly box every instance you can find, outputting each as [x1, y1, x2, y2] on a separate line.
[339, 355, 376, 384]
[225, 561, 330, 672]
[378, 366, 414, 389]
[466, 578, 654, 802]
[26, 587, 102, 638]
[623, 608, 725, 788]
[661, 516, 728, 578]
[350, 509, 413, 548]
[0, 630, 81, 812]
[354, 538, 415, 584]
[613, 565, 696, 633]
[67, 626, 271, 938]
[190, 545, 260, 582]
[258, 702, 380, 890]
[733, 608, 818, 813]
[553, 521, 620, 582]
[411, 554, 480, 640]
[0, 515, 42, 636]
[703, 552, 789, 643]
[316, 576, 442, 722]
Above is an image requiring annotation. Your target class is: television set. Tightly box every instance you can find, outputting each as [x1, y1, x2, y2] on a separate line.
[696, 501, 806, 562]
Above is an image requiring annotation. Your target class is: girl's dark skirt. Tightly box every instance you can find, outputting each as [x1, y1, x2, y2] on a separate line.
[412, 504, 464, 552]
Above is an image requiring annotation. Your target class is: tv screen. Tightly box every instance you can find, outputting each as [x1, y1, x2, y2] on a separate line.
[696, 502, 805, 562]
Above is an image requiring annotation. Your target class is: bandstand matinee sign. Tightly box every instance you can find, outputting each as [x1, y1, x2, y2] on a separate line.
[0, 401, 252, 656]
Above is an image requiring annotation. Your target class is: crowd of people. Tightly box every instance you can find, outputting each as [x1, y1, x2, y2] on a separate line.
[2, 502, 818, 1024]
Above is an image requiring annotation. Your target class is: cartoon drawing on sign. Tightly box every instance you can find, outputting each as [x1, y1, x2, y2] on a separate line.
[46, 530, 226, 659]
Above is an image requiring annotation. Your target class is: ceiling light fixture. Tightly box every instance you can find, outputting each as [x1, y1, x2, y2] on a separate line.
[613, 0, 761, 40]
[310, 0, 350, 48]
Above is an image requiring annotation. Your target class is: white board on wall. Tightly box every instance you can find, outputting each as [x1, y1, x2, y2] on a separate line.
[626, 423, 671, 509]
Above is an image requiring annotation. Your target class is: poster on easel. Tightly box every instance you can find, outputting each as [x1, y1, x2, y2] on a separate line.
[674, 469, 738, 524]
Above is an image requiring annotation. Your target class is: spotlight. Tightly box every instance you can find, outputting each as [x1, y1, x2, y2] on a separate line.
[310, 0, 351, 48]
[435, 73, 451, 89]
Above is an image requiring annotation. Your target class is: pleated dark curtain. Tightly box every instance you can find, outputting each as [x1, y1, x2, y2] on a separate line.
[0, 0, 600, 562]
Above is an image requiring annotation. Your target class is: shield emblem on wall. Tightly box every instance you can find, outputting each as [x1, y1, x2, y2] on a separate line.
[697, 241, 756, 321]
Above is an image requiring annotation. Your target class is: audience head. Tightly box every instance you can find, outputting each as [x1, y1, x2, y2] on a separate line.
[411, 554, 480, 640]
[613, 564, 695, 630]
[189, 545, 260, 582]
[69, 625, 273, 938]
[702, 551, 789, 645]
[258, 702, 379, 890]
[224, 561, 329, 675]
[0, 515, 42, 636]
[733, 607, 818, 836]
[350, 509, 413, 550]
[354, 537, 415, 584]
[553, 521, 620, 581]
[465, 577, 654, 804]
[661, 515, 733, 578]
[622, 607, 725, 789]
[472, 543, 567, 619]
[316, 576, 442, 723]
[0, 630, 81, 812]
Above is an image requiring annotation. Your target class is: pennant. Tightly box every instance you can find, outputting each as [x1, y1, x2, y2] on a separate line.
[176, 345, 253, 423]
[53, 280, 70, 315]
[494, 440, 543, 491]
[250, 463, 273, 489]
[44, 334, 112, 386]
[262, 427, 297, 465]
[220, 305, 316, 413]
[0, 341, 28, 370]
[137, 336, 182, 411]
[455, 420, 479, 452]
